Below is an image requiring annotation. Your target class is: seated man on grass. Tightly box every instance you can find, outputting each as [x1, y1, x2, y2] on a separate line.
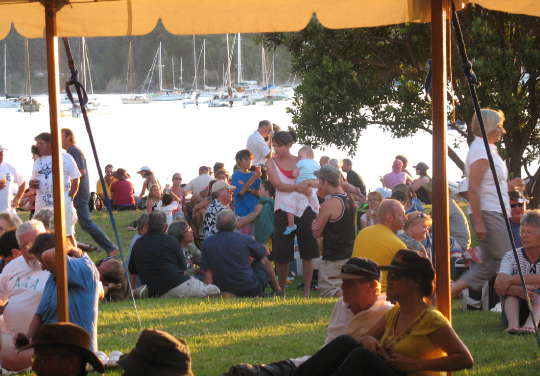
[128, 211, 225, 299]
[201, 210, 281, 297]
[496, 209, 540, 334]
[220, 257, 393, 376]
[1, 232, 100, 372]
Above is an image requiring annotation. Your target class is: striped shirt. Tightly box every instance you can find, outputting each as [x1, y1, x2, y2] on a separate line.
[499, 248, 540, 276]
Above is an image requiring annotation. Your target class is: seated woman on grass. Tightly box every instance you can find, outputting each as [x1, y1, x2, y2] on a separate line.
[294, 250, 473, 376]
[496, 209, 540, 335]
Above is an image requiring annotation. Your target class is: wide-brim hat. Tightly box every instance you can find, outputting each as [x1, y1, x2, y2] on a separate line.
[211, 180, 236, 193]
[329, 257, 380, 281]
[313, 164, 339, 185]
[379, 249, 435, 279]
[413, 162, 429, 171]
[113, 168, 130, 180]
[117, 329, 193, 376]
[18, 322, 104, 373]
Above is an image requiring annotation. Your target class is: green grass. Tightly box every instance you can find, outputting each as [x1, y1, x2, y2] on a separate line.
[15, 207, 540, 375]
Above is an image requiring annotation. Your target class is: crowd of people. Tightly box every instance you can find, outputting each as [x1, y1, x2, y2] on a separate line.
[0, 108, 536, 374]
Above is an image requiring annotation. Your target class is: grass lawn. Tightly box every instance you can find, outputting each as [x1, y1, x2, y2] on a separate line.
[14, 207, 540, 375]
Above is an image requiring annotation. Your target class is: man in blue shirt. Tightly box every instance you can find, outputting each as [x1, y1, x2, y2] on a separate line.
[201, 209, 280, 297]
[1, 233, 100, 372]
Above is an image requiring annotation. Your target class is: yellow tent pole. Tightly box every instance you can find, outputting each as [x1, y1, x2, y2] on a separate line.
[45, 0, 69, 323]
[431, 0, 451, 323]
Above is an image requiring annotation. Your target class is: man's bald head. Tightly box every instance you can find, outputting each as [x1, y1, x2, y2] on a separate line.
[378, 199, 406, 232]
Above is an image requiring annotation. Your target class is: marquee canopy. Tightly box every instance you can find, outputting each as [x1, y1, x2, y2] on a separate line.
[0, 0, 538, 40]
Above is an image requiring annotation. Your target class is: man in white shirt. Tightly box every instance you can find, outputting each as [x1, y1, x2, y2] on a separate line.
[0, 220, 48, 354]
[0, 146, 26, 216]
[28, 133, 81, 246]
[246, 120, 273, 180]
[184, 166, 214, 208]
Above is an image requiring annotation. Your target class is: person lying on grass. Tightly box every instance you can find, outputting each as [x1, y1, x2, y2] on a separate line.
[496, 209, 540, 335]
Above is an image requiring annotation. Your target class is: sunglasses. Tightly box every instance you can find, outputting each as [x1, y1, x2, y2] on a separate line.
[387, 270, 411, 281]
[339, 264, 379, 278]
[511, 203, 524, 208]
[173, 177, 182, 180]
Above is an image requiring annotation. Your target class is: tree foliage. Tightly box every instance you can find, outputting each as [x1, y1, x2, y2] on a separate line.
[259, 5, 540, 205]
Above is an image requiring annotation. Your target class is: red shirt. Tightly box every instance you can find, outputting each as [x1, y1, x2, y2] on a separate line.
[110, 179, 135, 205]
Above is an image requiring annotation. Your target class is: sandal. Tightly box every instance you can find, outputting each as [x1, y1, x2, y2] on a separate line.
[503, 327, 520, 335]
[87, 244, 101, 253]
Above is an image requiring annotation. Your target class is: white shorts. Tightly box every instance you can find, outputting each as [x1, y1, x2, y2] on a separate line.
[160, 276, 220, 298]
[64, 201, 77, 236]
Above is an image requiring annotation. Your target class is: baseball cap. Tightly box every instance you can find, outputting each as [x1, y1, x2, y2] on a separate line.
[137, 166, 152, 173]
[211, 180, 236, 193]
[413, 162, 429, 171]
[379, 249, 435, 279]
[314, 164, 340, 186]
[329, 257, 380, 280]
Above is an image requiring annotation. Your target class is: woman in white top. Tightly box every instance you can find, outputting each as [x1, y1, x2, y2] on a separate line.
[360, 191, 383, 229]
[451, 109, 523, 298]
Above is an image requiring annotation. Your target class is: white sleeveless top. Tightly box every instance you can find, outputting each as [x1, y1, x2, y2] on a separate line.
[272, 158, 317, 212]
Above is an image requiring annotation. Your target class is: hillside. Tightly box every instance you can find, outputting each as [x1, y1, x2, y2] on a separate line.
[0, 21, 293, 95]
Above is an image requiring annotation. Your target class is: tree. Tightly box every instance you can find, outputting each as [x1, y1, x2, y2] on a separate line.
[258, 5, 540, 206]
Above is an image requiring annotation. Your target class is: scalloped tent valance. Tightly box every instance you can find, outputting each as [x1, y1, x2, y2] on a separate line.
[1, 0, 537, 40]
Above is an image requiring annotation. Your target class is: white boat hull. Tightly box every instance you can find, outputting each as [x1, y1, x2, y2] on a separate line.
[121, 96, 152, 104]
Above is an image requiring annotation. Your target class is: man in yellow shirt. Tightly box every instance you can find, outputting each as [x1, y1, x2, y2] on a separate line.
[352, 199, 407, 292]
[96, 164, 116, 204]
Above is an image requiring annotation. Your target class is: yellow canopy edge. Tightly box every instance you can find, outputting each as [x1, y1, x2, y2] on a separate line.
[0, 0, 457, 39]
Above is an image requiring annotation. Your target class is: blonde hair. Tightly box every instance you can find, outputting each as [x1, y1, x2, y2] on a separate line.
[367, 191, 383, 201]
[404, 211, 432, 231]
[298, 145, 315, 159]
[147, 184, 161, 201]
[0, 212, 22, 229]
[469, 109, 505, 137]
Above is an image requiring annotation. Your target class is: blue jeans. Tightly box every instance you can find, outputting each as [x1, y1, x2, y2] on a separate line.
[74, 197, 117, 254]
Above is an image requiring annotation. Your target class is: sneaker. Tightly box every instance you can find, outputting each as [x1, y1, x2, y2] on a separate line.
[132, 285, 148, 299]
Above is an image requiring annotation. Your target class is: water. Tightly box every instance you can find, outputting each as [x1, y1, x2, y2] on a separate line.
[1, 94, 468, 194]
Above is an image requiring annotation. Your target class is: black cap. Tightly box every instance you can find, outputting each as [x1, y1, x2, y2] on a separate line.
[379, 250, 434, 279]
[413, 162, 429, 171]
[329, 257, 380, 280]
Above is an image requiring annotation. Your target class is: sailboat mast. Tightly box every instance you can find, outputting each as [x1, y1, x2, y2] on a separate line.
[272, 55, 275, 86]
[159, 42, 163, 91]
[26, 38, 31, 100]
[82, 37, 87, 90]
[261, 48, 265, 88]
[172, 57, 175, 90]
[226, 33, 232, 88]
[237, 33, 242, 83]
[180, 57, 183, 88]
[203, 39, 206, 89]
[3, 44, 6, 95]
[193, 36, 197, 91]
[129, 42, 133, 94]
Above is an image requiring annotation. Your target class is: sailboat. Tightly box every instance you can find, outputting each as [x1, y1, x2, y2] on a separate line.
[153, 42, 184, 101]
[121, 42, 152, 104]
[0, 44, 22, 109]
[21, 38, 40, 112]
